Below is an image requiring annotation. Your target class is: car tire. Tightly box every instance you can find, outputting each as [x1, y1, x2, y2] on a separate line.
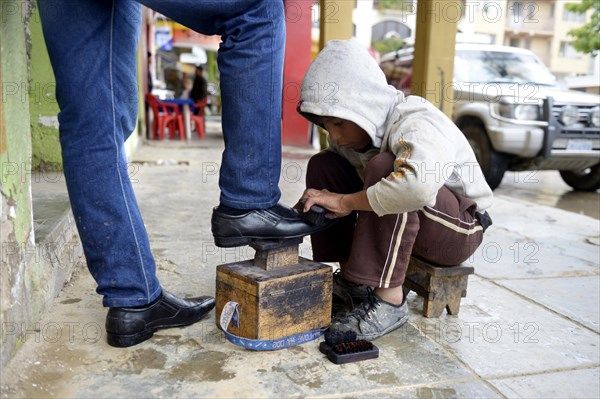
[462, 123, 508, 190]
[559, 163, 600, 191]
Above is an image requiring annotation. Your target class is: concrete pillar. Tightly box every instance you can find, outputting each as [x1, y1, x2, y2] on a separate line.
[411, 0, 460, 117]
[319, 0, 354, 49]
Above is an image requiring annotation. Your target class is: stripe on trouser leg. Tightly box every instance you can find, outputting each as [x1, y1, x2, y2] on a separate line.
[381, 214, 400, 280]
[421, 207, 483, 235]
[379, 213, 407, 288]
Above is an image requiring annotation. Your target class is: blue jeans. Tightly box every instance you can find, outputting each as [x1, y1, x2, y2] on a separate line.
[38, 0, 285, 307]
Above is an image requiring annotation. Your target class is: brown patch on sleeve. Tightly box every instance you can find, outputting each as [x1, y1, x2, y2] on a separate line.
[387, 138, 415, 181]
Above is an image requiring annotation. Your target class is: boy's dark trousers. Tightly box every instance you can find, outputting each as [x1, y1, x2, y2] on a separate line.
[307, 151, 485, 289]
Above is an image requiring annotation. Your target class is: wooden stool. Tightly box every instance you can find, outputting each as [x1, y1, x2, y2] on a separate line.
[403, 256, 474, 318]
[215, 238, 332, 340]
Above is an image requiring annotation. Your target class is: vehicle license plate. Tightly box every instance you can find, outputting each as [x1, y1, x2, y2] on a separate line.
[566, 140, 593, 151]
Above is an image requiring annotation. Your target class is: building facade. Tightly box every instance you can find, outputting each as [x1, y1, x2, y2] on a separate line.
[460, 0, 596, 79]
[356, 0, 596, 80]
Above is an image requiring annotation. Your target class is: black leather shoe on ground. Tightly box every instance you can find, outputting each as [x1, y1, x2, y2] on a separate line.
[105, 291, 215, 347]
[211, 203, 335, 248]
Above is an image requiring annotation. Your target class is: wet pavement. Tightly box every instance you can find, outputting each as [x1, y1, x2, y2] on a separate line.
[1, 119, 599, 398]
[495, 171, 600, 220]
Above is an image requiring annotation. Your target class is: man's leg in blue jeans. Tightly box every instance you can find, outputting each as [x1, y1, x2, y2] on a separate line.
[38, 0, 214, 347]
[38, 0, 324, 345]
[38, 0, 161, 308]
[139, 0, 329, 248]
[140, 0, 285, 209]
[39, 0, 318, 305]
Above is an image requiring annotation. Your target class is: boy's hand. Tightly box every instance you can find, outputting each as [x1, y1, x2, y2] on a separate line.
[300, 189, 372, 218]
[300, 189, 350, 218]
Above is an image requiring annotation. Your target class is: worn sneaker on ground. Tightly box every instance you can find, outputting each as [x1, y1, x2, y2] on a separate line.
[328, 288, 409, 341]
[332, 269, 370, 317]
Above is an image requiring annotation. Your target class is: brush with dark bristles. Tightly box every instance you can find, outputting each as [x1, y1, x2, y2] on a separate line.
[325, 331, 357, 345]
[319, 331, 355, 355]
[298, 200, 330, 226]
[319, 330, 379, 364]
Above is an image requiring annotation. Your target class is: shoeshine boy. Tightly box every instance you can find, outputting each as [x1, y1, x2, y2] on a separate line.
[297, 39, 493, 340]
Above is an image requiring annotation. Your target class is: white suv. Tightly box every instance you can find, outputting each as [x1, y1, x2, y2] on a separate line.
[380, 43, 600, 191]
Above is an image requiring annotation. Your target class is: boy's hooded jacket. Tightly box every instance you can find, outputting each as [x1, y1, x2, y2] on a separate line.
[299, 39, 493, 216]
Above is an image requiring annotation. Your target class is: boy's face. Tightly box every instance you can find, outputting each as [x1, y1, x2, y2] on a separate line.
[321, 117, 371, 150]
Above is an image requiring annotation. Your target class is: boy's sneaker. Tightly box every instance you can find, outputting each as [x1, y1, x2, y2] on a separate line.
[328, 289, 409, 341]
[332, 270, 370, 317]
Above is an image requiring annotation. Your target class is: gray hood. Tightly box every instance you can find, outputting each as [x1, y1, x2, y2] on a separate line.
[299, 39, 400, 148]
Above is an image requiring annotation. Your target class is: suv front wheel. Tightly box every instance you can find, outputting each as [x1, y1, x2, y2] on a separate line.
[559, 164, 600, 191]
[462, 123, 508, 190]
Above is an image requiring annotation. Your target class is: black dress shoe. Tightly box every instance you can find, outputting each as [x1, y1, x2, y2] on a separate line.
[211, 203, 335, 248]
[105, 291, 215, 347]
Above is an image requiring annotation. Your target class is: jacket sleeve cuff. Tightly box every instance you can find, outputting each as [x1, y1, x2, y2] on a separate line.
[366, 185, 388, 216]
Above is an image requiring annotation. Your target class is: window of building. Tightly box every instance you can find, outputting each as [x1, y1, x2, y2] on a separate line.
[510, 1, 524, 21]
[559, 41, 582, 59]
[562, 6, 586, 23]
[509, 37, 520, 47]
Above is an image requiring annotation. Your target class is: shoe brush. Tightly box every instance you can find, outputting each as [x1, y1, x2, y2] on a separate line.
[319, 330, 379, 364]
[298, 200, 329, 226]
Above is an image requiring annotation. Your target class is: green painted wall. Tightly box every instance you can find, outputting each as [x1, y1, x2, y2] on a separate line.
[126, 46, 144, 158]
[29, 7, 61, 171]
[1, 0, 34, 244]
[27, 6, 141, 168]
[1, 0, 35, 368]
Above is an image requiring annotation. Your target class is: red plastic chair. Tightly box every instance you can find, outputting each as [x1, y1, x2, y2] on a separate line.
[190, 98, 208, 139]
[145, 94, 185, 140]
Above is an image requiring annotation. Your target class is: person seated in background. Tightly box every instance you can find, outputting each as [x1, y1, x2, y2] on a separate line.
[189, 66, 208, 115]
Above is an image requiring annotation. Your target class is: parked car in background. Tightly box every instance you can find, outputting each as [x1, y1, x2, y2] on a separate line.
[380, 43, 600, 191]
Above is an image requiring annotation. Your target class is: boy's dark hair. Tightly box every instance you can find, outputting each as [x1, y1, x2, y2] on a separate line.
[296, 102, 324, 129]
